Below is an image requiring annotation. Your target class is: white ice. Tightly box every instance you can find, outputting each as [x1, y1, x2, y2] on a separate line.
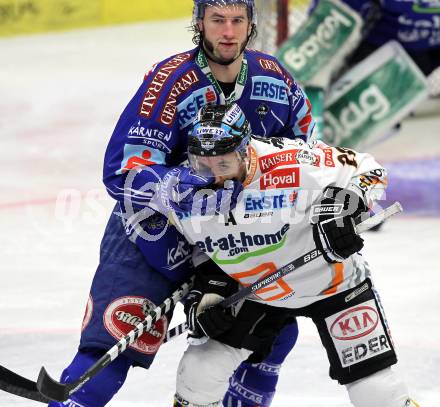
[0, 19, 439, 406]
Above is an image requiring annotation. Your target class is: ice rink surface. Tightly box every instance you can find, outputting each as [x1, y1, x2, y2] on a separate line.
[1, 19, 439, 406]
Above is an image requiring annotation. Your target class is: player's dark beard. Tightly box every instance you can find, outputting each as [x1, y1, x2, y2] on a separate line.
[202, 36, 248, 66]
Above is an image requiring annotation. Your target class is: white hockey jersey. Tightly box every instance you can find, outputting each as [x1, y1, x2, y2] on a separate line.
[174, 137, 387, 309]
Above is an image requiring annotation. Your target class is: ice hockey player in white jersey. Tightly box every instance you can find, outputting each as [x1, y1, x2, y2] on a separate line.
[169, 103, 420, 407]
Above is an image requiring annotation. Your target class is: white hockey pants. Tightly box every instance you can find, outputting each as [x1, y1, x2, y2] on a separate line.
[346, 367, 417, 407]
[176, 339, 252, 406]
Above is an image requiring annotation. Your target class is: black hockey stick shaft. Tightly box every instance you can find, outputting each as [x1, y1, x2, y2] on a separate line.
[36, 278, 193, 402]
[164, 202, 403, 342]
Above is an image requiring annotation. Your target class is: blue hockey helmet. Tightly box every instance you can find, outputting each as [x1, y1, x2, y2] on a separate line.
[193, 0, 257, 25]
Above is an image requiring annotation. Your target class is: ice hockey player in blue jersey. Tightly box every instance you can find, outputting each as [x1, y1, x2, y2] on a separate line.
[47, 1, 313, 406]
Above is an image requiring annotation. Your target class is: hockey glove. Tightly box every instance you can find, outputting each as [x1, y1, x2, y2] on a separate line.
[201, 179, 243, 216]
[159, 167, 211, 214]
[312, 186, 368, 263]
[185, 291, 234, 342]
[159, 167, 243, 215]
[184, 263, 239, 344]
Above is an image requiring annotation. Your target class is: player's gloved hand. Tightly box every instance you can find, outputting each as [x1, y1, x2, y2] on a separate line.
[159, 167, 211, 214]
[185, 291, 234, 342]
[311, 186, 368, 263]
[199, 179, 243, 215]
[159, 167, 243, 215]
[184, 269, 238, 345]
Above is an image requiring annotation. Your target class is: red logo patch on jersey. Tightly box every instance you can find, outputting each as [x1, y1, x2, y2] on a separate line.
[139, 53, 191, 118]
[206, 87, 216, 103]
[104, 296, 167, 355]
[160, 69, 200, 126]
[260, 167, 300, 190]
[258, 58, 283, 75]
[330, 306, 379, 341]
[298, 98, 313, 135]
[259, 149, 298, 174]
[122, 149, 155, 172]
[81, 295, 93, 332]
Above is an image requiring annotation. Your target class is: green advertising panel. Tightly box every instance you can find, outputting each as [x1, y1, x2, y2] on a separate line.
[276, 0, 361, 84]
[323, 41, 429, 148]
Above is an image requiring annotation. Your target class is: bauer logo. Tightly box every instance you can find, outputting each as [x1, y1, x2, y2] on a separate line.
[104, 296, 167, 355]
[260, 167, 300, 190]
[251, 76, 289, 105]
[311, 204, 343, 217]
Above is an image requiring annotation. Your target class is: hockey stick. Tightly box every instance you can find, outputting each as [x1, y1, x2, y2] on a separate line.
[4, 203, 402, 402]
[33, 278, 193, 402]
[163, 201, 404, 342]
[0, 366, 49, 403]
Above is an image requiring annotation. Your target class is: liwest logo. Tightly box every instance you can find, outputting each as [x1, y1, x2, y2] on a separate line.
[178, 86, 217, 129]
[251, 76, 289, 105]
[260, 167, 300, 190]
[195, 224, 290, 264]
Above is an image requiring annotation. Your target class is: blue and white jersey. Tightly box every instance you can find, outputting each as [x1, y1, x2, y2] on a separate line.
[103, 47, 314, 209]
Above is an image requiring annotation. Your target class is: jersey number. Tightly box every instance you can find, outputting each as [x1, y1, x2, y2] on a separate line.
[230, 262, 294, 302]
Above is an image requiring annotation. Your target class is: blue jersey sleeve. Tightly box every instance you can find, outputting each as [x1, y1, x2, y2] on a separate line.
[103, 52, 194, 209]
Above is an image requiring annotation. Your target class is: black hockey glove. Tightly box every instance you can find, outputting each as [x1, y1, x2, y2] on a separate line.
[312, 186, 368, 263]
[184, 262, 238, 343]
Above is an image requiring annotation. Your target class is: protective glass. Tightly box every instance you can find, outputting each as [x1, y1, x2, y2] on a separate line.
[188, 151, 245, 178]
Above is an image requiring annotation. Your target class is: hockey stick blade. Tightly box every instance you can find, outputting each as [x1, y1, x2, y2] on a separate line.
[37, 278, 193, 402]
[0, 365, 48, 403]
[165, 201, 404, 341]
[37, 367, 77, 402]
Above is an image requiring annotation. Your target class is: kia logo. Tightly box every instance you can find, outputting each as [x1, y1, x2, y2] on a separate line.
[330, 305, 379, 340]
